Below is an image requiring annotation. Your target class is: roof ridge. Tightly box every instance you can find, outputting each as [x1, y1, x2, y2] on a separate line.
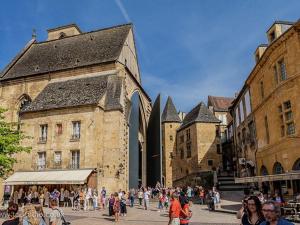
[36, 23, 132, 45]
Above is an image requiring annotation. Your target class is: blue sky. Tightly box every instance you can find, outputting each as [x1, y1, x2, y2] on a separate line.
[0, 0, 299, 112]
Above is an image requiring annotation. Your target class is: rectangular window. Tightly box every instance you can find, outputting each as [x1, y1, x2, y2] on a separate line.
[180, 135, 184, 143]
[71, 150, 80, 169]
[279, 59, 287, 81]
[37, 152, 46, 170]
[235, 107, 240, 126]
[260, 81, 264, 99]
[244, 91, 251, 116]
[186, 143, 191, 158]
[72, 121, 81, 139]
[39, 124, 48, 142]
[285, 111, 293, 121]
[54, 151, 62, 166]
[208, 159, 213, 166]
[180, 149, 184, 159]
[264, 116, 270, 144]
[287, 122, 295, 135]
[56, 123, 62, 135]
[170, 135, 173, 141]
[283, 100, 291, 110]
[274, 65, 278, 85]
[186, 129, 191, 141]
[239, 101, 244, 122]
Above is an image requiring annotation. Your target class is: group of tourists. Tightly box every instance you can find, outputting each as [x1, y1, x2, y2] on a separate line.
[237, 192, 294, 225]
[2, 199, 69, 225]
[105, 185, 194, 224]
[9, 186, 108, 211]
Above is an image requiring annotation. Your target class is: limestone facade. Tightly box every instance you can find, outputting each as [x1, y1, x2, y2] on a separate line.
[0, 23, 151, 196]
[247, 21, 300, 179]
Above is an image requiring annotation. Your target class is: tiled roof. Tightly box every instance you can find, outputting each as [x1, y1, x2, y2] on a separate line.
[207, 95, 234, 112]
[180, 102, 220, 129]
[20, 74, 123, 113]
[1, 24, 132, 81]
[161, 96, 181, 123]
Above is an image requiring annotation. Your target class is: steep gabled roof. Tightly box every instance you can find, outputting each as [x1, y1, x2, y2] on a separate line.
[20, 74, 123, 113]
[1, 24, 132, 81]
[161, 96, 181, 123]
[207, 95, 234, 112]
[180, 102, 220, 129]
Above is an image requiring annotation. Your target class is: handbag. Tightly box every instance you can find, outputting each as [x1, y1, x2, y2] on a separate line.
[53, 208, 70, 225]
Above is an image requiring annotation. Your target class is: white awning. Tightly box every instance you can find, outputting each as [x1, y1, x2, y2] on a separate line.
[4, 169, 94, 185]
[235, 171, 300, 184]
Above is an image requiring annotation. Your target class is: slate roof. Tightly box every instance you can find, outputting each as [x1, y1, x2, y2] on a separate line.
[180, 102, 220, 129]
[207, 95, 234, 112]
[20, 74, 123, 113]
[1, 24, 132, 81]
[161, 96, 181, 123]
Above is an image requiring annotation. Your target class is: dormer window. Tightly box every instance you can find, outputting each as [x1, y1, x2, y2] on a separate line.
[269, 31, 276, 42]
[59, 32, 66, 39]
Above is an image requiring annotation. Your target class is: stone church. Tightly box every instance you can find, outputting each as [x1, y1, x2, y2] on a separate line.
[0, 23, 153, 194]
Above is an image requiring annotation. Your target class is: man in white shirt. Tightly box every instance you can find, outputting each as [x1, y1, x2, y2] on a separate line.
[143, 188, 150, 210]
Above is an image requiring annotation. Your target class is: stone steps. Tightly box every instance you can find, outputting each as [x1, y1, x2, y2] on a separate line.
[217, 175, 246, 191]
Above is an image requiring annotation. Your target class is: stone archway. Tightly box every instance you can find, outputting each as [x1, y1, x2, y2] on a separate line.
[293, 159, 300, 170]
[128, 91, 147, 189]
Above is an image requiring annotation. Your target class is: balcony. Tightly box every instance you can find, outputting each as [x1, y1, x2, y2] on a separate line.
[70, 134, 80, 142]
[38, 137, 47, 144]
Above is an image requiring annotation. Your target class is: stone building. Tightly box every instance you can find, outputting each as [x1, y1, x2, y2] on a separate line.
[161, 96, 181, 187]
[172, 102, 221, 186]
[207, 95, 234, 172]
[234, 20, 300, 195]
[230, 84, 257, 178]
[0, 23, 152, 195]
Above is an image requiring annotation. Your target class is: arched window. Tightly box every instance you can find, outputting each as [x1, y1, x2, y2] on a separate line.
[260, 165, 268, 176]
[17, 94, 32, 129]
[293, 159, 300, 171]
[273, 162, 284, 174]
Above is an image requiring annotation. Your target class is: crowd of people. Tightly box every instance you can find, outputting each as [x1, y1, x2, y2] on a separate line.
[2, 184, 296, 225]
[8, 186, 109, 211]
[237, 190, 294, 225]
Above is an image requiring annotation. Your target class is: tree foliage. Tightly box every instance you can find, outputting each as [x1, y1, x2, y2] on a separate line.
[0, 108, 31, 177]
